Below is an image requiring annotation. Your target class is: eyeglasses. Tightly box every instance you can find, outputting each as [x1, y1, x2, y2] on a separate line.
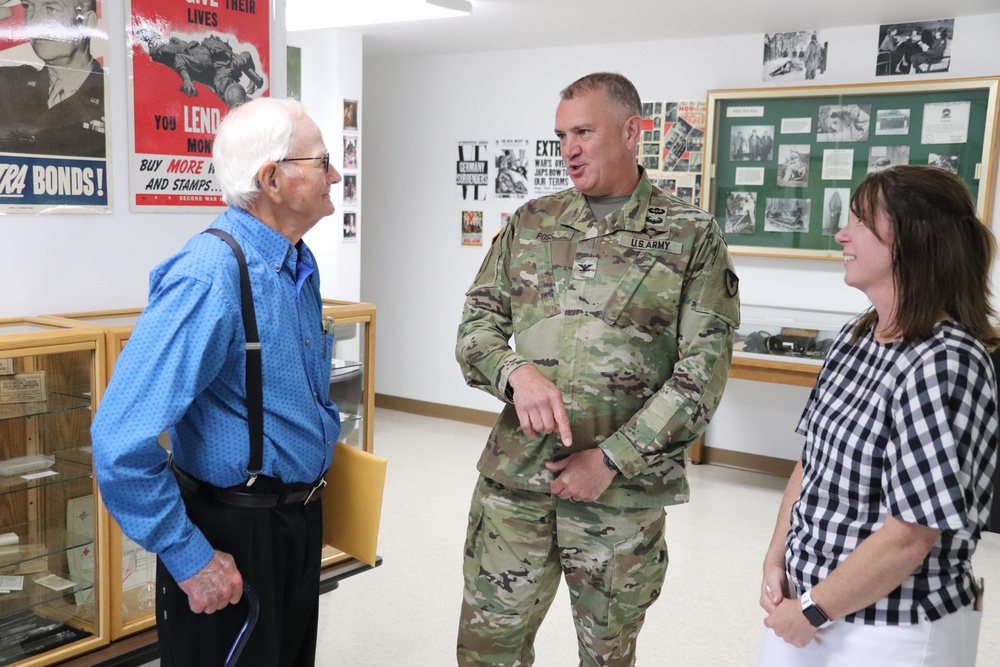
[278, 152, 330, 173]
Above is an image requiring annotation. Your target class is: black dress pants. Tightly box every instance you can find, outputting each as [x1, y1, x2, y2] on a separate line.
[156, 476, 323, 667]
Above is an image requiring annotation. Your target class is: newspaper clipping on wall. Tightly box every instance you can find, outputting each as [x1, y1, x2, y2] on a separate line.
[640, 100, 705, 207]
[0, 0, 111, 214]
[126, 0, 271, 211]
[533, 139, 569, 196]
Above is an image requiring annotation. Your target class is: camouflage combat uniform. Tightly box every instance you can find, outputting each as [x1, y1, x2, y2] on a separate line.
[456, 170, 740, 666]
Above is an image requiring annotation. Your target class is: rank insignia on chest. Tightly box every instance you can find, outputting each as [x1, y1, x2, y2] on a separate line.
[573, 258, 597, 280]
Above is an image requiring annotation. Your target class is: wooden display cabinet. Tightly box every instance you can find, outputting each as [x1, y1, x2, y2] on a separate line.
[0, 319, 109, 667]
[35, 310, 153, 642]
[319, 300, 377, 568]
[40, 301, 379, 607]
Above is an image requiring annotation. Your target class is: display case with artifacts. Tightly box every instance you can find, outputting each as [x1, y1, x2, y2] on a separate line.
[731, 304, 860, 387]
[35, 310, 154, 641]
[39, 302, 382, 601]
[0, 319, 108, 666]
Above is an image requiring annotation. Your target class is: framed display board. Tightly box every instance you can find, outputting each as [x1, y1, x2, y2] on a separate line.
[703, 77, 1000, 259]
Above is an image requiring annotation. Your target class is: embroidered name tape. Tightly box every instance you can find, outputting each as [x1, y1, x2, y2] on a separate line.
[618, 235, 682, 254]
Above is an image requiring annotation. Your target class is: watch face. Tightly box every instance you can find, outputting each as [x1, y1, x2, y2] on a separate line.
[802, 602, 829, 628]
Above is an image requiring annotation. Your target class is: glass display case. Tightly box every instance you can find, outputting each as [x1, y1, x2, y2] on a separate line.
[39, 301, 379, 612]
[320, 300, 377, 568]
[0, 319, 109, 666]
[731, 303, 859, 387]
[691, 304, 862, 468]
[35, 311, 154, 642]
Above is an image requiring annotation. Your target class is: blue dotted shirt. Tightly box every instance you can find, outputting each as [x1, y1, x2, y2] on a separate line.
[92, 208, 341, 582]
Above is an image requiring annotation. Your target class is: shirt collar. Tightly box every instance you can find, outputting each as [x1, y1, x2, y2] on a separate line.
[223, 207, 299, 276]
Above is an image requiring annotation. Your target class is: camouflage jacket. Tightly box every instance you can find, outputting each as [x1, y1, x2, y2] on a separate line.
[456, 172, 740, 508]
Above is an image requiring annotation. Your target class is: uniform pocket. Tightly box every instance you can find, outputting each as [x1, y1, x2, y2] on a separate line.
[601, 253, 681, 343]
[510, 242, 560, 334]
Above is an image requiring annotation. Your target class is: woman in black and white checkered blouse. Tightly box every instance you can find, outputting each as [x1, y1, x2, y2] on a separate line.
[757, 165, 999, 667]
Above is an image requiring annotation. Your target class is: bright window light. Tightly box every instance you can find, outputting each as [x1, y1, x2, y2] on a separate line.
[286, 0, 472, 31]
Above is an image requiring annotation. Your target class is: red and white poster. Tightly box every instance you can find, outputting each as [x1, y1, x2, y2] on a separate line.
[126, 0, 271, 211]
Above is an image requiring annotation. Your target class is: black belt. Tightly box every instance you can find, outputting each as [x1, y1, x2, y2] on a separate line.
[171, 461, 326, 508]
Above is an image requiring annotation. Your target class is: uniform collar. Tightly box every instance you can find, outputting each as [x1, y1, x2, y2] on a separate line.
[561, 167, 652, 234]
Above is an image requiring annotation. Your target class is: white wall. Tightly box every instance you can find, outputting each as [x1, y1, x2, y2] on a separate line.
[360, 13, 1000, 457]
[289, 28, 363, 301]
[0, 0, 362, 319]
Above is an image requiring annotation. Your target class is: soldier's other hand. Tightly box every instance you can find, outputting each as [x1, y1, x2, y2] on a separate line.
[178, 550, 243, 614]
[180, 82, 198, 97]
[547, 449, 614, 502]
[508, 365, 572, 446]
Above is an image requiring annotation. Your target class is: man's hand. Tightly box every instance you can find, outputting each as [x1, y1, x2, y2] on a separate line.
[508, 365, 572, 446]
[177, 550, 243, 614]
[547, 449, 615, 502]
[0, 0, 16, 20]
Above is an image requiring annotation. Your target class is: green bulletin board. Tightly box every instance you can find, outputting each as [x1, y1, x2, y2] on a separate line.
[703, 78, 1000, 259]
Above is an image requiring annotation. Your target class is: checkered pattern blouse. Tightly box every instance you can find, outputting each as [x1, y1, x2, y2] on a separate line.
[787, 319, 998, 625]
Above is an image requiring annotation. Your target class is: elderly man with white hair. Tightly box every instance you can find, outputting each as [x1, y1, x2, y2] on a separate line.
[93, 98, 343, 667]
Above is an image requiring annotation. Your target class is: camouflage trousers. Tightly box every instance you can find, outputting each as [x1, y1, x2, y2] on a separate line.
[457, 475, 668, 667]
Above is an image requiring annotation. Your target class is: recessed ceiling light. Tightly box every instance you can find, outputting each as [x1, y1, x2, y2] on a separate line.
[286, 0, 472, 31]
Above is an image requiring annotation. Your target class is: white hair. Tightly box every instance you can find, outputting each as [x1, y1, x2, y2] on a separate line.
[213, 98, 305, 210]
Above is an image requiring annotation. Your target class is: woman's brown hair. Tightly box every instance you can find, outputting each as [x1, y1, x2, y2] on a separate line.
[850, 164, 999, 347]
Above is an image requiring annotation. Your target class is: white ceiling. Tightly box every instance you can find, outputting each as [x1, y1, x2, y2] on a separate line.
[327, 0, 999, 58]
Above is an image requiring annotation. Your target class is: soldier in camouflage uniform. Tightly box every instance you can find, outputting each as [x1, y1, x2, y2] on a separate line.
[455, 72, 740, 667]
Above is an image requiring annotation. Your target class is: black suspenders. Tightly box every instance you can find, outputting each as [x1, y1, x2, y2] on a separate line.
[203, 228, 263, 486]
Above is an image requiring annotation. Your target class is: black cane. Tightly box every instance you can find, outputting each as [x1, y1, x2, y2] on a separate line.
[223, 582, 259, 667]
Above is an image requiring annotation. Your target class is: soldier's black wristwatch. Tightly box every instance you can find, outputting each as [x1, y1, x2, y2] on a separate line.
[601, 450, 619, 474]
[800, 589, 833, 629]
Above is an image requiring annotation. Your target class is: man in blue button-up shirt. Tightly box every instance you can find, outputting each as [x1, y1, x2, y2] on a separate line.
[93, 97, 342, 667]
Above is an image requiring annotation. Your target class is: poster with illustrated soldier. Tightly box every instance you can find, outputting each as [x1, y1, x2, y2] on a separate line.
[494, 139, 529, 199]
[0, 0, 111, 213]
[126, 0, 271, 211]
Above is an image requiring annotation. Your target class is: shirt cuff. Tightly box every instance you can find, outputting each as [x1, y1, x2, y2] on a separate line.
[496, 356, 530, 404]
[599, 432, 644, 479]
[157, 531, 217, 583]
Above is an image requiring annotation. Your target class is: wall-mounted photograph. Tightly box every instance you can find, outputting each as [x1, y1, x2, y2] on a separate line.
[875, 19, 955, 77]
[723, 191, 757, 234]
[776, 145, 811, 187]
[729, 126, 775, 161]
[762, 31, 828, 82]
[817, 105, 871, 142]
[765, 197, 811, 233]
[867, 145, 911, 172]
